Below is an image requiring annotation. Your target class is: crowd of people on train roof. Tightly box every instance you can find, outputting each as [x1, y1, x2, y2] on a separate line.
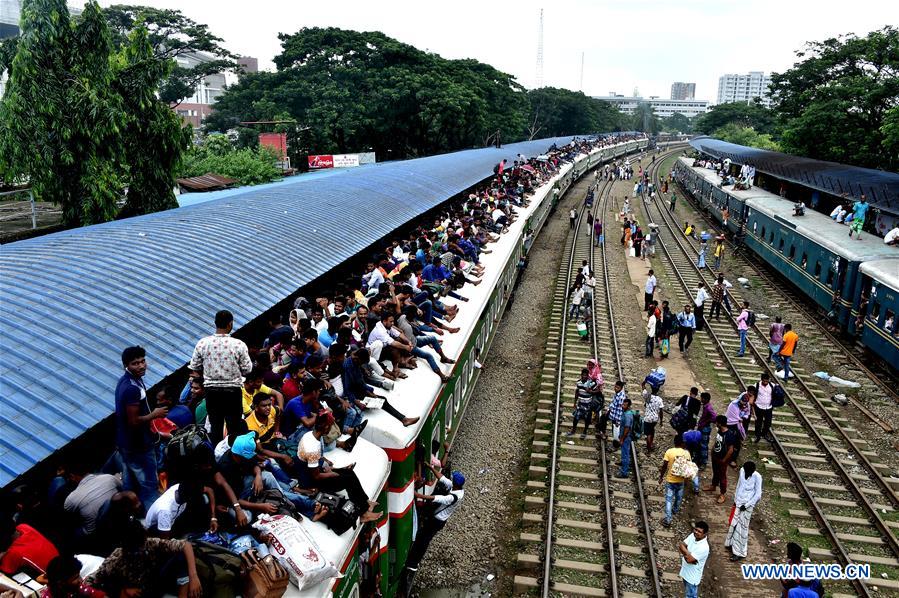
[692, 155, 899, 244]
[0, 134, 646, 598]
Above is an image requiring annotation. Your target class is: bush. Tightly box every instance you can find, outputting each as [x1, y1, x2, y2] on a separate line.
[179, 135, 281, 186]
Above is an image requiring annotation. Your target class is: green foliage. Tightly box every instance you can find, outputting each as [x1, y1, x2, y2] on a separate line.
[881, 106, 899, 163]
[0, 0, 195, 226]
[712, 123, 780, 151]
[526, 88, 622, 138]
[103, 4, 236, 104]
[661, 112, 693, 134]
[208, 27, 609, 159]
[630, 102, 660, 134]
[770, 26, 899, 170]
[693, 101, 775, 136]
[0, 0, 125, 225]
[180, 134, 281, 186]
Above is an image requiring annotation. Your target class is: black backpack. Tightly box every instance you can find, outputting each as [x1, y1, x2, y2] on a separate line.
[670, 406, 692, 433]
[315, 492, 360, 535]
[166, 425, 212, 479]
[746, 311, 757, 327]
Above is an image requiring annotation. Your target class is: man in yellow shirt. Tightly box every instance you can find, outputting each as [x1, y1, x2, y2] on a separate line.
[244, 392, 280, 445]
[659, 435, 693, 527]
[242, 370, 284, 415]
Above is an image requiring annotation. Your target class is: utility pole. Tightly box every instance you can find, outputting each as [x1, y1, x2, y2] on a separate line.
[535, 9, 544, 89]
[579, 51, 584, 91]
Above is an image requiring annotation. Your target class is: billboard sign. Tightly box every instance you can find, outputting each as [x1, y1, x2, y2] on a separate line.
[332, 154, 360, 168]
[308, 155, 334, 169]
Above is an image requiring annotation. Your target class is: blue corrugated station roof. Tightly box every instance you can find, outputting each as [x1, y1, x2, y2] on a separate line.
[0, 136, 578, 487]
[689, 137, 899, 216]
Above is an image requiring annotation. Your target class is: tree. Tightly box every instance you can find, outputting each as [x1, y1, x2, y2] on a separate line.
[712, 123, 780, 151]
[770, 26, 899, 170]
[661, 112, 693, 134]
[881, 106, 899, 164]
[528, 88, 622, 137]
[630, 102, 660, 134]
[692, 101, 775, 136]
[116, 24, 192, 217]
[0, 0, 125, 225]
[103, 5, 236, 104]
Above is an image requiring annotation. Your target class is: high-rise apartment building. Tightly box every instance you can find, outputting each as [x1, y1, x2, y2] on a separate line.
[670, 82, 696, 100]
[717, 71, 773, 106]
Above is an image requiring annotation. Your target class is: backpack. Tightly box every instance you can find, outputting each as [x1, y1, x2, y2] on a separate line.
[771, 384, 786, 408]
[746, 311, 757, 327]
[314, 492, 360, 535]
[166, 424, 213, 478]
[670, 406, 692, 433]
[191, 541, 244, 598]
[258, 489, 297, 518]
[241, 548, 290, 598]
[631, 412, 644, 440]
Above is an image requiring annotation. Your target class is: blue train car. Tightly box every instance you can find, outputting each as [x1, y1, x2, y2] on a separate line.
[673, 158, 747, 234]
[855, 259, 899, 366]
[743, 195, 898, 326]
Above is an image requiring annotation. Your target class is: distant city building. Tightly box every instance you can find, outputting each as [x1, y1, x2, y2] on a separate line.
[171, 51, 229, 128]
[670, 82, 696, 100]
[717, 71, 773, 107]
[594, 93, 709, 119]
[237, 56, 258, 75]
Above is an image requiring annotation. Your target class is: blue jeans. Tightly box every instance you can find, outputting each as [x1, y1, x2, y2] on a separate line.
[570, 303, 581, 318]
[698, 424, 711, 467]
[413, 346, 440, 373]
[121, 449, 159, 511]
[775, 354, 792, 381]
[665, 481, 684, 523]
[241, 471, 317, 519]
[684, 580, 699, 598]
[618, 436, 632, 476]
[738, 329, 747, 355]
[343, 405, 364, 433]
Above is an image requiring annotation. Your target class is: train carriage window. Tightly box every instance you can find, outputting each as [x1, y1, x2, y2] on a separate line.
[789, 245, 796, 260]
[826, 268, 835, 286]
[884, 310, 896, 333]
[814, 261, 822, 277]
[760, 225, 766, 240]
[870, 300, 881, 322]
[778, 238, 785, 253]
[454, 380, 463, 413]
[800, 253, 807, 269]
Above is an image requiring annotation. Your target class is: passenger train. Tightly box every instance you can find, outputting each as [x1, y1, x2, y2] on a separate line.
[673, 156, 899, 371]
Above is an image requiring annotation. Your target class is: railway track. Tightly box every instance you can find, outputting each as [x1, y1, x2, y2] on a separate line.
[639, 151, 899, 596]
[514, 160, 664, 597]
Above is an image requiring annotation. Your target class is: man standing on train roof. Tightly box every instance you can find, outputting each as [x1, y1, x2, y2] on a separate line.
[850, 194, 869, 240]
[189, 310, 253, 446]
[114, 346, 169, 510]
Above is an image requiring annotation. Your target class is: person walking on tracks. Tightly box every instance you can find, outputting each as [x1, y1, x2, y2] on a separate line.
[593, 219, 603, 247]
[569, 208, 578, 228]
[768, 316, 785, 363]
[190, 310, 254, 446]
[616, 398, 636, 477]
[677, 304, 696, 353]
[704, 415, 736, 504]
[736, 300, 751, 357]
[644, 269, 658, 310]
[753, 373, 775, 443]
[659, 435, 693, 527]
[774, 324, 799, 383]
[725, 461, 763, 561]
[693, 283, 709, 331]
[568, 368, 600, 439]
[713, 239, 725, 270]
[645, 308, 658, 358]
[670, 192, 677, 212]
[709, 275, 726, 321]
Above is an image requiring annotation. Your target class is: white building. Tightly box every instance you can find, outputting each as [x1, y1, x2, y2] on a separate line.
[717, 71, 773, 107]
[594, 94, 709, 119]
[670, 82, 696, 100]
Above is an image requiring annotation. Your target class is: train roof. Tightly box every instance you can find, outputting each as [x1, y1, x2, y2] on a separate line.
[290, 436, 389, 597]
[744, 195, 899, 262]
[0, 134, 582, 488]
[860, 258, 899, 291]
[359, 155, 580, 452]
[689, 137, 899, 216]
[679, 159, 898, 262]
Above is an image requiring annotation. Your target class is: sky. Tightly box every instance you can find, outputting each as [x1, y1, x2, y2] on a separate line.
[96, 0, 890, 103]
